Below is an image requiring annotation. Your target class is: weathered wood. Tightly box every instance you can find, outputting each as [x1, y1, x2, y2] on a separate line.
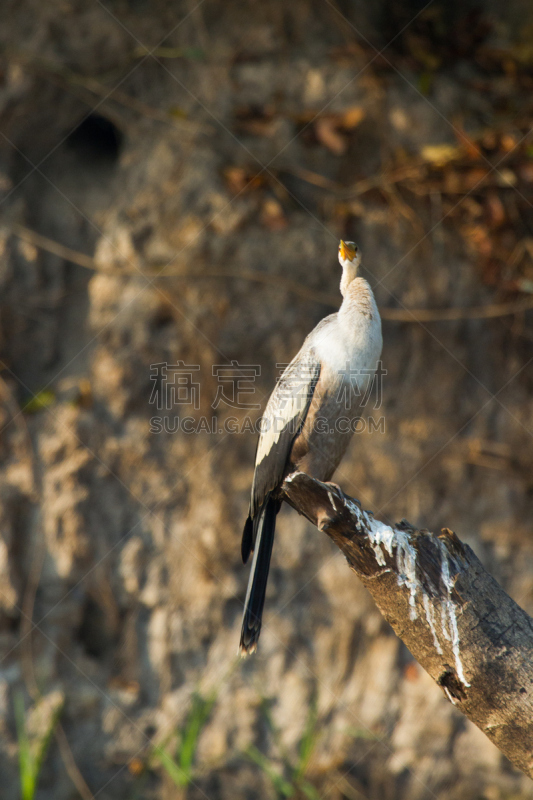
[282, 472, 533, 779]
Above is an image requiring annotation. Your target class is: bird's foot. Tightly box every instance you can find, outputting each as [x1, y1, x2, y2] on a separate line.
[324, 481, 342, 496]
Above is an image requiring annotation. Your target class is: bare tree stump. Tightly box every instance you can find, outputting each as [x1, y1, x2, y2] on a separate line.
[282, 472, 533, 779]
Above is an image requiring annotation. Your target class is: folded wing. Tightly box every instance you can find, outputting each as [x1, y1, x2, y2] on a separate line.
[241, 348, 321, 562]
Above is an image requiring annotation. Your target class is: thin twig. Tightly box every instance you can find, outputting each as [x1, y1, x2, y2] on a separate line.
[281, 163, 427, 197]
[55, 724, 95, 800]
[12, 224, 97, 270]
[10, 224, 533, 321]
[2, 48, 211, 134]
[280, 166, 341, 192]
[381, 297, 533, 321]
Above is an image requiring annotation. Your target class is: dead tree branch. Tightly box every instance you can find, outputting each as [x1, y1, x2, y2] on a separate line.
[282, 472, 533, 779]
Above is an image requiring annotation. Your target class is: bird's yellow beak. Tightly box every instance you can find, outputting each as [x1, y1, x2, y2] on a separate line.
[339, 240, 356, 262]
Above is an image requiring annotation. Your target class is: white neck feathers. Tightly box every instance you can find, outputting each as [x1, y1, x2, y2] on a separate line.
[340, 262, 358, 297]
[339, 277, 377, 323]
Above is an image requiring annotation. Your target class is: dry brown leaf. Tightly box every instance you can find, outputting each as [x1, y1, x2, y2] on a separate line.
[307, 107, 365, 155]
[260, 198, 287, 231]
[339, 106, 365, 129]
[315, 117, 347, 155]
[129, 758, 145, 776]
[421, 143, 460, 165]
[518, 162, 533, 182]
[234, 105, 278, 137]
[482, 131, 497, 150]
[495, 168, 517, 187]
[443, 170, 462, 193]
[453, 127, 482, 160]
[462, 168, 490, 190]
[500, 133, 517, 152]
[461, 197, 484, 218]
[223, 166, 264, 195]
[485, 191, 506, 227]
[464, 223, 493, 257]
[237, 118, 278, 137]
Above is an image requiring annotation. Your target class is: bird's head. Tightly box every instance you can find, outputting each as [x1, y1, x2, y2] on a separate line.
[338, 240, 361, 295]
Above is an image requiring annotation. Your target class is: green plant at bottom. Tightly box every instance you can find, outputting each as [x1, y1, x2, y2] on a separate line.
[246, 695, 322, 800]
[14, 690, 64, 800]
[22, 390, 56, 415]
[151, 688, 218, 791]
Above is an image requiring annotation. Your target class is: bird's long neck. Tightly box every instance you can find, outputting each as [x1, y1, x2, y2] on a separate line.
[338, 277, 377, 326]
[340, 263, 358, 297]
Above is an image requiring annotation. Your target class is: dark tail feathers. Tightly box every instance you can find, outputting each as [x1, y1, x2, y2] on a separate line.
[241, 514, 254, 564]
[239, 496, 280, 655]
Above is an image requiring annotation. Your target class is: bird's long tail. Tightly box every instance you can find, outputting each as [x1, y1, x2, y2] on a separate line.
[239, 495, 280, 655]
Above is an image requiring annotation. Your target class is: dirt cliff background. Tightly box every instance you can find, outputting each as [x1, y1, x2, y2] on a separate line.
[0, 1, 533, 798]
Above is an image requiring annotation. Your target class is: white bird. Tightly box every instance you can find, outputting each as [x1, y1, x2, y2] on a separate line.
[240, 240, 383, 654]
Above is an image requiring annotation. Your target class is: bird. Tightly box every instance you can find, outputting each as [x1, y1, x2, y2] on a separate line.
[239, 240, 383, 655]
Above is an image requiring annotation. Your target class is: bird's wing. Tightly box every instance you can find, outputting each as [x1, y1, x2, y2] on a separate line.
[250, 346, 321, 519]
